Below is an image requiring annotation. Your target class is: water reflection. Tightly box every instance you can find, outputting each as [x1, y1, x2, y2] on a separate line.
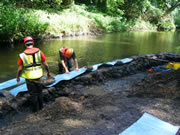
[0, 31, 180, 82]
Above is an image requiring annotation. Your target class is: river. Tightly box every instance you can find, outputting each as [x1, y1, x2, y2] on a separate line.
[0, 31, 180, 82]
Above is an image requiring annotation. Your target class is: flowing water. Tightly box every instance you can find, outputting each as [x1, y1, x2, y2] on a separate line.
[0, 31, 180, 82]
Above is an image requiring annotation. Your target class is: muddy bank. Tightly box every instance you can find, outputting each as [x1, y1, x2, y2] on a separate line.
[0, 53, 180, 135]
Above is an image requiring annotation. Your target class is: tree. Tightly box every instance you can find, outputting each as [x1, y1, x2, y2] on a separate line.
[163, 0, 180, 16]
[119, 0, 149, 20]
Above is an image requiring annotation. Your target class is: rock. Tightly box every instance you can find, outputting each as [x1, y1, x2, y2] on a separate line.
[0, 91, 18, 118]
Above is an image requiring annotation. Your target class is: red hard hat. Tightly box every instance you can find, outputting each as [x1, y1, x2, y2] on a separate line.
[64, 48, 73, 58]
[24, 36, 34, 44]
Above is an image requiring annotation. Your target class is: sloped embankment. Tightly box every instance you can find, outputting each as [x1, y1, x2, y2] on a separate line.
[0, 53, 180, 135]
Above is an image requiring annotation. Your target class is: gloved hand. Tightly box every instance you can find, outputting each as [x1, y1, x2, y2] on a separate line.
[16, 77, 20, 82]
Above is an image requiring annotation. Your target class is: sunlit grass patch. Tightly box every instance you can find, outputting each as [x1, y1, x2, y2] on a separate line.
[34, 5, 126, 37]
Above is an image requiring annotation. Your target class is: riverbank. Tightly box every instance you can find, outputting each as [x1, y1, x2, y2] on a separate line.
[0, 53, 180, 135]
[1, 1, 180, 44]
[30, 5, 161, 39]
[0, 4, 127, 43]
[1, 4, 163, 44]
[32, 5, 128, 39]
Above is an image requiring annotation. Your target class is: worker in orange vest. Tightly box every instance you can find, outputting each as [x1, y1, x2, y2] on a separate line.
[16, 36, 51, 112]
[59, 47, 79, 74]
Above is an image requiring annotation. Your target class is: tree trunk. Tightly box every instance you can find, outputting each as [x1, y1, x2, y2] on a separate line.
[163, 0, 180, 16]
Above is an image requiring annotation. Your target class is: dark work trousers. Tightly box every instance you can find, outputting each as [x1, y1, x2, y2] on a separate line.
[26, 78, 43, 112]
[58, 58, 73, 73]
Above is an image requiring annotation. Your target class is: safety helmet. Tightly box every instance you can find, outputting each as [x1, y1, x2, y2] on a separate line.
[64, 48, 73, 58]
[24, 36, 34, 45]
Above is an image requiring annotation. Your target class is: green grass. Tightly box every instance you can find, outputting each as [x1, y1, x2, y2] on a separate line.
[33, 4, 127, 38]
[1, 3, 176, 43]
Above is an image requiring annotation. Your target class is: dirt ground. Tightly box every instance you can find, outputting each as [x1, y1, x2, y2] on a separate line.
[0, 67, 180, 135]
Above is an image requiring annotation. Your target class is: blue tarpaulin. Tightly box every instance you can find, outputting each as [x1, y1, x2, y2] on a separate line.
[46, 68, 87, 87]
[119, 113, 180, 135]
[9, 83, 27, 96]
[0, 77, 25, 90]
[47, 58, 132, 88]
[0, 58, 133, 96]
[152, 66, 172, 72]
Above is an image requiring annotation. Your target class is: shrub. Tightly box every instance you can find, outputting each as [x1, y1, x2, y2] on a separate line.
[157, 16, 176, 31]
[0, 4, 49, 43]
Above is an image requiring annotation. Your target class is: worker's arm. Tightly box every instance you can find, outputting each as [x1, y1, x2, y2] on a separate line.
[59, 50, 69, 74]
[61, 60, 69, 73]
[74, 58, 79, 71]
[42, 60, 51, 77]
[16, 65, 23, 82]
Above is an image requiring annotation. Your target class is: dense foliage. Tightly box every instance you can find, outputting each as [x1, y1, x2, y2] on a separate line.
[0, 0, 179, 44]
[0, 3, 48, 43]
